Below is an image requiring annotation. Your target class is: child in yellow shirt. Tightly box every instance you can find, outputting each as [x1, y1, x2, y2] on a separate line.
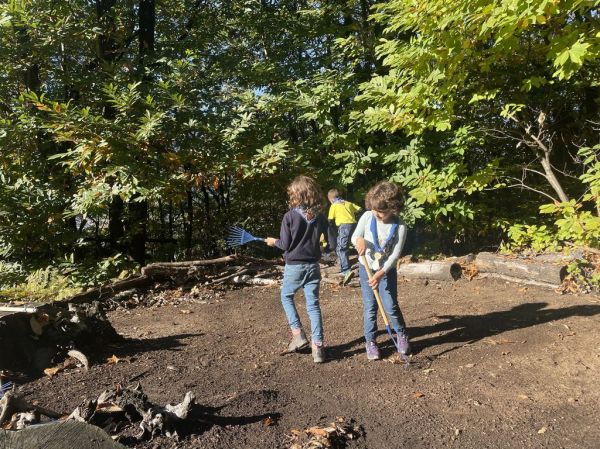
[327, 189, 362, 285]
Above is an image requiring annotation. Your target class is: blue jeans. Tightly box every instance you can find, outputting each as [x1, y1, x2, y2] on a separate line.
[280, 263, 324, 342]
[336, 224, 354, 273]
[359, 264, 406, 342]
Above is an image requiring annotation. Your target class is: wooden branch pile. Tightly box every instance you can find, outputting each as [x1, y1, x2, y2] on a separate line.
[68, 255, 283, 305]
[0, 383, 206, 444]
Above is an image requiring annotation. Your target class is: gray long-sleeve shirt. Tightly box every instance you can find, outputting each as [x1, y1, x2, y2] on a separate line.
[351, 211, 407, 272]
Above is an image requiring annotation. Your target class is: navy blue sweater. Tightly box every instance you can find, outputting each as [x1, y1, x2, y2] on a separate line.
[275, 209, 327, 264]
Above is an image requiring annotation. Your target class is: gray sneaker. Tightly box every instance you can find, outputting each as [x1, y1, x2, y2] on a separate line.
[288, 329, 309, 352]
[312, 342, 325, 363]
[342, 270, 355, 286]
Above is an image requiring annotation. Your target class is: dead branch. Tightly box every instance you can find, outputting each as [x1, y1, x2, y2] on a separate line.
[70, 275, 153, 304]
[137, 391, 196, 440]
[204, 267, 253, 286]
[67, 349, 90, 371]
[0, 390, 62, 426]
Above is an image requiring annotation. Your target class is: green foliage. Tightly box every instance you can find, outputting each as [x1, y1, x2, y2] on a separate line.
[62, 253, 136, 289]
[0, 266, 80, 302]
[566, 258, 600, 292]
[506, 143, 600, 252]
[1, 0, 600, 291]
[504, 224, 560, 253]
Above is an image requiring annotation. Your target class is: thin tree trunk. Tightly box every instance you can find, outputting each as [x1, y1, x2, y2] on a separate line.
[185, 189, 194, 257]
[97, 0, 125, 252]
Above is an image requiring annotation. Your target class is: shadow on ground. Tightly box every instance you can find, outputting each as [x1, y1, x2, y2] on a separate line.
[327, 302, 600, 359]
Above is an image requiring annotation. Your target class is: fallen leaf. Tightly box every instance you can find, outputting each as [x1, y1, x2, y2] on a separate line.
[412, 391, 425, 399]
[43, 366, 63, 378]
[538, 426, 547, 434]
[306, 426, 330, 437]
[106, 355, 120, 365]
[263, 417, 275, 426]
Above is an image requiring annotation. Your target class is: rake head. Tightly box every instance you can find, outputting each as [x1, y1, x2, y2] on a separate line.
[226, 226, 264, 247]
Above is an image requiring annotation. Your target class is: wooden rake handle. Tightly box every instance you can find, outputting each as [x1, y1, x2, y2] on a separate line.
[360, 255, 391, 328]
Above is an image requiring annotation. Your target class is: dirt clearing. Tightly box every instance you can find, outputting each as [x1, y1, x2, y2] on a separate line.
[16, 277, 600, 448]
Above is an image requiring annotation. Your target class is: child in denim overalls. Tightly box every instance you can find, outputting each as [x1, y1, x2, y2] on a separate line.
[351, 181, 410, 360]
[266, 176, 328, 363]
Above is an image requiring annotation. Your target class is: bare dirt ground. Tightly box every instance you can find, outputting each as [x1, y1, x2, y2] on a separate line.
[18, 276, 600, 448]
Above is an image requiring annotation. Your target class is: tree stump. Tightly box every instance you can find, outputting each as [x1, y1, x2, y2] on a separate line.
[0, 420, 127, 449]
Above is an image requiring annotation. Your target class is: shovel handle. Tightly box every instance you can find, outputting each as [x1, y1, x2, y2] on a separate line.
[360, 255, 391, 328]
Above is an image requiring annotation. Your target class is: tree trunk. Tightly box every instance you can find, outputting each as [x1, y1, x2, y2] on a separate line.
[185, 189, 194, 256]
[127, 0, 156, 265]
[539, 151, 570, 203]
[96, 0, 125, 252]
[128, 200, 148, 265]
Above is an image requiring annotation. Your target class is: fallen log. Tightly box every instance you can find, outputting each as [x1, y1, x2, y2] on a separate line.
[143, 255, 236, 270]
[476, 272, 561, 289]
[397, 261, 462, 281]
[69, 275, 153, 304]
[0, 305, 38, 314]
[142, 255, 240, 279]
[475, 252, 567, 286]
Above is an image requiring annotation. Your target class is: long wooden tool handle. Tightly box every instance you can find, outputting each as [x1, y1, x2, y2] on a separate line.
[360, 255, 391, 327]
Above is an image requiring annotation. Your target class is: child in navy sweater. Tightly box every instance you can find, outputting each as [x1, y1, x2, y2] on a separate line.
[266, 175, 328, 363]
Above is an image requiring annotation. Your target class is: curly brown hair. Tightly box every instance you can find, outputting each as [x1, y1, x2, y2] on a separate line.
[365, 181, 404, 213]
[287, 175, 324, 211]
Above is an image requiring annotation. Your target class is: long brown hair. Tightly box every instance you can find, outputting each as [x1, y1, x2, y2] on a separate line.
[287, 175, 324, 213]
